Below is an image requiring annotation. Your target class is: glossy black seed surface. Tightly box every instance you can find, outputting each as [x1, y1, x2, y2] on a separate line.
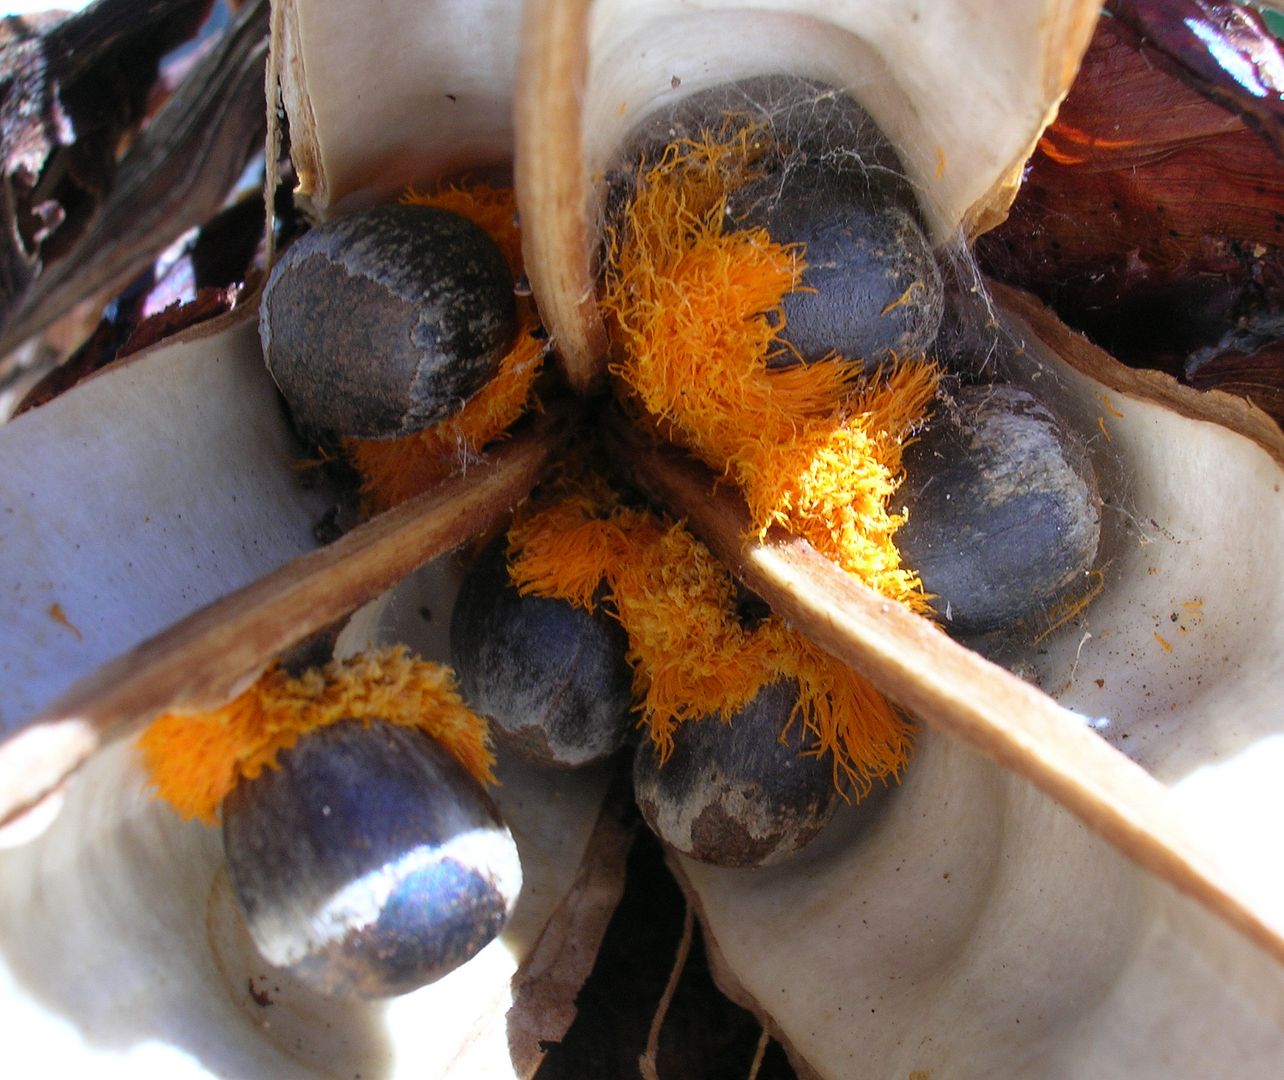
[451, 540, 634, 768]
[897, 383, 1102, 635]
[632, 679, 839, 868]
[727, 160, 943, 369]
[222, 719, 521, 999]
[260, 203, 516, 441]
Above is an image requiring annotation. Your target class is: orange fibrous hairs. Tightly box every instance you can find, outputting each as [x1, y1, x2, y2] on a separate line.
[507, 124, 943, 793]
[508, 487, 913, 796]
[138, 647, 495, 824]
[601, 128, 940, 612]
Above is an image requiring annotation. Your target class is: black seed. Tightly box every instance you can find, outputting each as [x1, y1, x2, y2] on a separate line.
[451, 540, 634, 768]
[609, 75, 942, 372]
[260, 203, 516, 441]
[611, 75, 919, 212]
[222, 719, 521, 999]
[632, 679, 839, 868]
[897, 384, 1102, 634]
[727, 159, 943, 369]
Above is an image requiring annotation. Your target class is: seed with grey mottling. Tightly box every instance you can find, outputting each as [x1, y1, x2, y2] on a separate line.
[727, 159, 942, 371]
[260, 203, 516, 441]
[897, 383, 1101, 635]
[451, 539, 634, 768]
[633, 679, 839, 868]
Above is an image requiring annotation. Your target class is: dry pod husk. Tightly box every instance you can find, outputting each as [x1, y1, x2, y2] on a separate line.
[0, 2, 625, 1076]
[518, 0, 1284, 1076]
[0, 0, 1282, 1078]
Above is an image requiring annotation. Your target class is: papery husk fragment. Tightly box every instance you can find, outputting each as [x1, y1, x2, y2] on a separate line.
[0, 5, 629, 1075]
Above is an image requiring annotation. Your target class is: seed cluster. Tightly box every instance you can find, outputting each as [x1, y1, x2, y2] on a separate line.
[139, 79, 1104, 992]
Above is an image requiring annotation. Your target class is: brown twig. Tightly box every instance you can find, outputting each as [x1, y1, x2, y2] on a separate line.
[0, 408, 565, 827]
[639, 901, 695, 1080]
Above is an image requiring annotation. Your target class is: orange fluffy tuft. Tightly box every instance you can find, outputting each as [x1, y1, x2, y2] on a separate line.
[137, 647, 495, 824]
[508, 488, 912, 795]
[601, 132, 940, 613]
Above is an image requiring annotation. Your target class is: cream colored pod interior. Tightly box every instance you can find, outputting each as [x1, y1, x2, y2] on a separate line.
[0, 2, 622, 1077]
[0, 2, 1281, 1079]
[516, 0, 1284, 1076]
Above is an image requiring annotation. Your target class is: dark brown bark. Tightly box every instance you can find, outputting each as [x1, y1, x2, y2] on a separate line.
[976, 4, 1284, 428]
[0, 0, 214, 336]
[0, 0, 268, 360]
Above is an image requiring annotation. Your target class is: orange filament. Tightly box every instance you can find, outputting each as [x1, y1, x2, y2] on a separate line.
[345, 182, 546, 513]
[601, 131, 940, 614]
[137, 646, 495, 824]
[508, 489, 913, 797]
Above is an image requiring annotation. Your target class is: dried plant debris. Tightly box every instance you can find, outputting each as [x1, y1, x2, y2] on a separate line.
[0, 1, 212, 313]
[0, 2, 238, 336]
[1108, 0, 1284, 153]
[977, 5, 1284, 425]
[11, 190, 272, 415]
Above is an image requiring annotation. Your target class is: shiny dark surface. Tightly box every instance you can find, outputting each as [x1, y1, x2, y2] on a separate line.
[222, 718, 520, 998]
[451, 539, 634, 768]
[897, 384, 1101, 635]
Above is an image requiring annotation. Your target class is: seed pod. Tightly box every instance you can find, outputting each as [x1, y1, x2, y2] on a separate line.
[896, 383, 1101, 635]
[260, 203, 517, 441]
[727, 159, 943, 369]
[451, 540, 634, 768]
[221, 719, 521, 999]
[632, 679, 839, 868]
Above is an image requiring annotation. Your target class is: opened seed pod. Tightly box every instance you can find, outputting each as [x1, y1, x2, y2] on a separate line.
[517, 0, 1284, 1075]
[0, 3, 622, 1076]
[0, 1, 1281, 1078]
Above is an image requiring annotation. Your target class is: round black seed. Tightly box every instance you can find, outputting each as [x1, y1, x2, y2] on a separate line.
[222, 719, 521, 999]
[896, 383, 1102, 635]
[608, 75, 920, 218]
[451, 540, 634, 768]
[726, 159, 943, 370]
[632, 679, 839, 868]
[260, 203, 517, 441]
